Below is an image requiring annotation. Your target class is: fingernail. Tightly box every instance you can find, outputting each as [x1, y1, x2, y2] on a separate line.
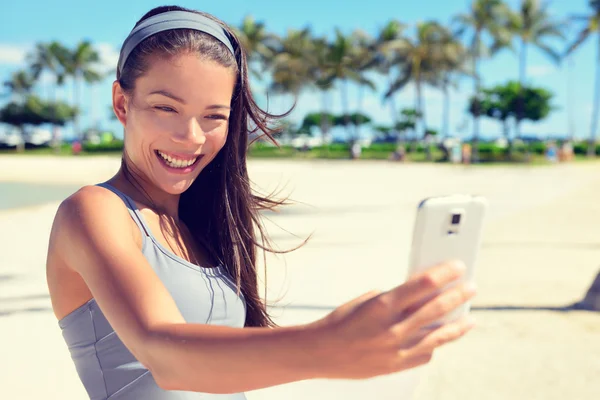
[466, 282, 478, 294]
[467, 316, 477, 328]
[451, 260, 466, 272]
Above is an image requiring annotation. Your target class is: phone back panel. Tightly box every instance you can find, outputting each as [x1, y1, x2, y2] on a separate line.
[407, 195, 488, 323]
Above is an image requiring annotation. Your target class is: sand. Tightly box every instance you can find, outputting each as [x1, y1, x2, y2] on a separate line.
[0, 154, 599, 399]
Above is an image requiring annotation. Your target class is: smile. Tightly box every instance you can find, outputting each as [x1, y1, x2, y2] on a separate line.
[155, 150, 203, 171]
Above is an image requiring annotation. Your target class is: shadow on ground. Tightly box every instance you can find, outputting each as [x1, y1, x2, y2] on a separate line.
[0, 306, 53, 317]
[482, 241, 600, 250]
[0, 274, 18, 283]
[0, 293, 52, 317]
[270, 302, 599, 313]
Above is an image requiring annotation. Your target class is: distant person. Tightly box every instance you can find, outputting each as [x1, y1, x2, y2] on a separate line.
[461, 143, 472, 164]
[450, 141, 462, 164]
[560, 140, 574, 162]
[390, 143, 406, 161]
[350, 140, 362, 159]
[52, 127, 62, 153]
[45, 6, 476, 400]
[546, 141, 558, 163]
[71, 140, 82, 155]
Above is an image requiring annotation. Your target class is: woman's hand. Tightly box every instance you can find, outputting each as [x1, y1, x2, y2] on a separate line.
[308, 260, 477, 380]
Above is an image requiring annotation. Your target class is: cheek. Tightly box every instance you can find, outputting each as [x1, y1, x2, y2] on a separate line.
[124, 111, 162, 160]
[206, 127, 228, 152]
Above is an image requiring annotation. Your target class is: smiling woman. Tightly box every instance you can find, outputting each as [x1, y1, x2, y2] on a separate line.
[117, 54, 236, 190]
[46, 6, 288, 399]
[44, 4, 476, 400]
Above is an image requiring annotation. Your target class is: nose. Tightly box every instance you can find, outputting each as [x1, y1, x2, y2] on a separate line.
[173, 117, 206, 146]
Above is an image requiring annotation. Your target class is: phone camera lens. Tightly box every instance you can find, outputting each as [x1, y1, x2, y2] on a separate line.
[451, 214, 461, 225]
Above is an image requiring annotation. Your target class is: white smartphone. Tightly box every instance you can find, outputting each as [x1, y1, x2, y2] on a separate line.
[406, 194, 488, 326]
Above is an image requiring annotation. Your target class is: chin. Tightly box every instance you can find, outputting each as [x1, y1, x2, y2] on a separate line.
[159, 178, 196, 196]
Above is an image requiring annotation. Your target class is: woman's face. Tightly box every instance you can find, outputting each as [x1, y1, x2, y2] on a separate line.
[113, 53, 236, 195]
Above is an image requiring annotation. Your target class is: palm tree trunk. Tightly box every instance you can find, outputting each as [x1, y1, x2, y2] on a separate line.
[518, 39, 531, 162]
[588, 33, 600, 158]
[417, 81, 427, 134]
[503, 118, 513, 160]
[90, 83, 96, 129]
[74, 72, 81, 141]
[320, 90, 329, 141]
[567, 54, 576, 141]
[416, 79, 431, 160]
[442, 84, 450, 139]
[356, 84, 364, 139]
[52, 76, 60, 154]
[341, 78, 351, 140]
[516, 39, 527, 141]
[387, 74, 398, 128]
[471, 31, 482, 163]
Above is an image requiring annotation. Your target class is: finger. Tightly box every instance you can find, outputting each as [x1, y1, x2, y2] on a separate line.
[402, 282, 477, 332]
[397, 323, 440, 350]
[409, 315, 476, 354]
[383, 260, 466, 311]
[342, 290, 382, 313]
[326, 290, 383, 324]
[394, 351, 434, 372]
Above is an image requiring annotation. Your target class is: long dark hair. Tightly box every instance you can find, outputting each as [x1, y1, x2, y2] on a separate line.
[117, 5, 294, 328]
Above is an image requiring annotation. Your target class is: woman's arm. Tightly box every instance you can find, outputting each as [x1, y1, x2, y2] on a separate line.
[50, 186, 328, 394]
[50, 186, 476, 394]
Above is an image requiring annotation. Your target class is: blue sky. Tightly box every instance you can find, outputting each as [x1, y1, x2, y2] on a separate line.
[0, 0, 597, 141]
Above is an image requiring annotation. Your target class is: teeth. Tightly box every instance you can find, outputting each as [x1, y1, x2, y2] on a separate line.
[157, 151, 197, 168]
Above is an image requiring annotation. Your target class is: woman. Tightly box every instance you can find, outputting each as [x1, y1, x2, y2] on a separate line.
[46, 5, 477, 399]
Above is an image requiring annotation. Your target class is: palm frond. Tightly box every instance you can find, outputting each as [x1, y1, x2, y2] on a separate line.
[565, 27, 592, 56]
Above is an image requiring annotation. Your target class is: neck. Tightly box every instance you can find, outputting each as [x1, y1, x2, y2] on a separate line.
[109, 159, 181, 220]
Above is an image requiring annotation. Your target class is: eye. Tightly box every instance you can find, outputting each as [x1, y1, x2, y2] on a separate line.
[154, 106, 176, 113]
[207, 114, 228, 121]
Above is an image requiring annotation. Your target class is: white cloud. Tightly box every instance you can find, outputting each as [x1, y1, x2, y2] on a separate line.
[93, 43, 120, 75]
[527, 65, 556, 78]
[0, 44, 28, 65]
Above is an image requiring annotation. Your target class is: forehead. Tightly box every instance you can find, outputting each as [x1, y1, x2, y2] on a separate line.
[136, 53, 236, 101]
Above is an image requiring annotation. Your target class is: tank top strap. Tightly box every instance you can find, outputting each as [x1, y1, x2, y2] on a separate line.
[95, 182, 152, 238]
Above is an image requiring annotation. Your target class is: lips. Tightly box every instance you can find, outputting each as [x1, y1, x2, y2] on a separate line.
[154, 150, 205, 175]
[155, 150, 200, 168]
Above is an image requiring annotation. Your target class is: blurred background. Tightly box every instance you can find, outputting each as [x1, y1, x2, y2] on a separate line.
[1, 1, 600, 399]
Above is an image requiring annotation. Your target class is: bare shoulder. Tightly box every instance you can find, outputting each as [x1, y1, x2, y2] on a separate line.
[55, 184, 129, 226]
[50, 185, 140, 271]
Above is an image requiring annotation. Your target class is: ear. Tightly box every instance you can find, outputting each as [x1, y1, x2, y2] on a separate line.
[112, 80, 129, 126]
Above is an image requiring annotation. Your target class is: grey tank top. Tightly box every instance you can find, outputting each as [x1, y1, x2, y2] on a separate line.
[58, 183, 248, 400]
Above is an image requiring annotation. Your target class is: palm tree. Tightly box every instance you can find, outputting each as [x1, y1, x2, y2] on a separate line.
[1, 70, 36, 152]
[350, 29, 377, 140]
[373, 20, 408, 128]
[27, 42, 69, 102]
[268, 27, 316, 126]
[383, 21, 453, 157]
[320, 29, 374, 139]
[59, 40, 102, 140]
[565, 0, 600, 157]
[27, 41, 71, 152]
[426, 26, 470, 140]
[308, 36, 334, 141]
[234, 15, 278, 80]
[2, 70, 35, 101]
[512, 0, 565, 141]
[454, 0, 514, 162]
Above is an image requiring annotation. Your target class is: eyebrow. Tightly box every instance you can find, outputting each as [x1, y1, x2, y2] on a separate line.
[148, 90, 231, 110]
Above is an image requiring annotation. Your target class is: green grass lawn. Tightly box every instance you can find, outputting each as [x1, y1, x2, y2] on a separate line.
[1, 143, 597, 166]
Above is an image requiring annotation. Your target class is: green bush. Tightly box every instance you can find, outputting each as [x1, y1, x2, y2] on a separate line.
[82, 140, 124, 153]
[247, 144, 296, 157]
[573, 142, 600, 155]
[366, 143, 397, 152]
